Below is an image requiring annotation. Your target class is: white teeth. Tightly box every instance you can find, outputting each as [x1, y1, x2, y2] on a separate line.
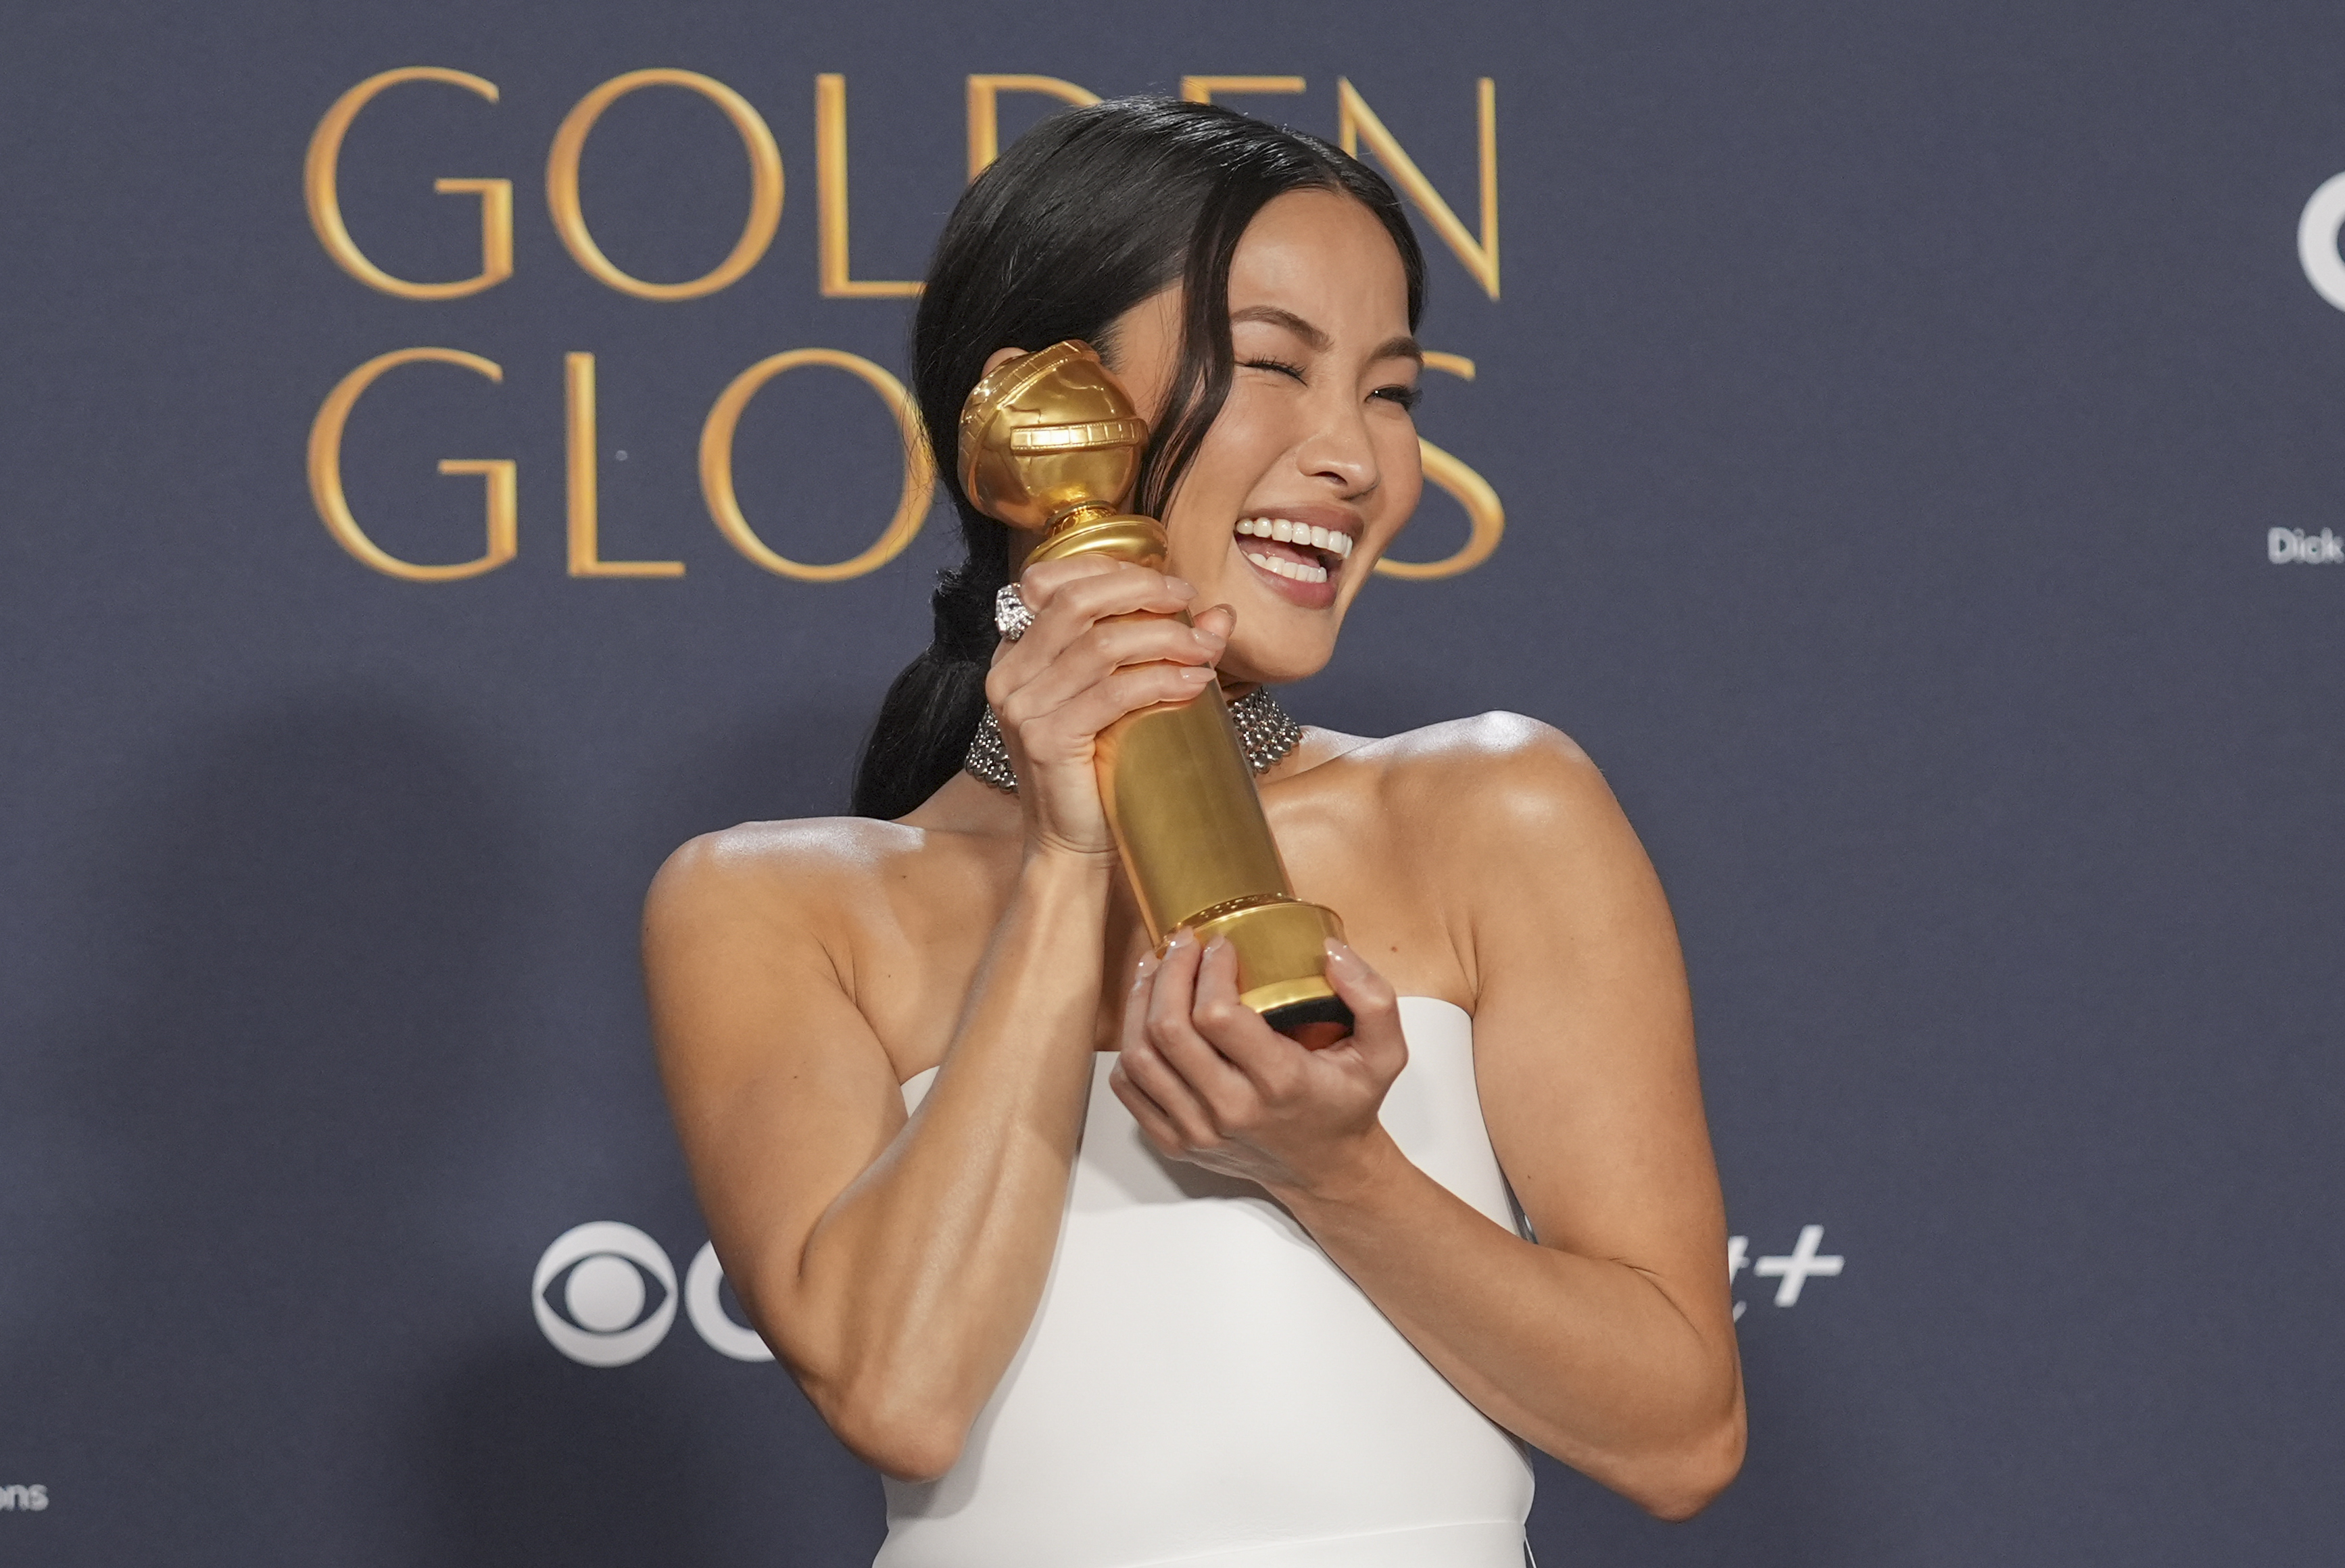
[1241, 549, 1328, 585]
[1234, 517, 1351, 567]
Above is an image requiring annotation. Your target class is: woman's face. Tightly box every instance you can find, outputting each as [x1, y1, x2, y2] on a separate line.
[1103, 189, 1424, 686]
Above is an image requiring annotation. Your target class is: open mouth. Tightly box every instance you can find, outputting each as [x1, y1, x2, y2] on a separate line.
[1234, 516, 1353, 585]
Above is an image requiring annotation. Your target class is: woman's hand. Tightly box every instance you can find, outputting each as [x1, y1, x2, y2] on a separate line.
[986, 557, 1237, 861]
[1109, 932, 1409, 1200]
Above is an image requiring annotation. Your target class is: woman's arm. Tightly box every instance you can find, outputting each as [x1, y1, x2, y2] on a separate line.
[647, 838, 1110, 1481]
[1109, 720, 1744, 1519]
[646, 558, 1231, 1481]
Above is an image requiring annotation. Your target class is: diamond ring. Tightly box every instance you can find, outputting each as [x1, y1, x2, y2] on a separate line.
[994, 583, 1036, 642]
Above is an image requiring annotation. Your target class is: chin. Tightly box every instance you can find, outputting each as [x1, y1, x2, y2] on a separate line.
[1210, 584, 1346, 685]
[1222, 637, 1336, 689]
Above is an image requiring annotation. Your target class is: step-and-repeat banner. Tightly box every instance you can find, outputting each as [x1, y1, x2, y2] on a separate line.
[4, 2, 2340, 1563]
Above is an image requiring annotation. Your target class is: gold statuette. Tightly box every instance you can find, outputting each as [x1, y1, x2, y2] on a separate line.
[961, 341, 1351, 1038]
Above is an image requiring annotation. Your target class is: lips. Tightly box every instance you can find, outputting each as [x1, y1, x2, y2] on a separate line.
[1233, 515, 1353, 586]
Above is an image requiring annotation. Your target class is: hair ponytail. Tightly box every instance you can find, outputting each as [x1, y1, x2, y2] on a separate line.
[850, 98, 1424, 818]
[850, 543, 1007, 820]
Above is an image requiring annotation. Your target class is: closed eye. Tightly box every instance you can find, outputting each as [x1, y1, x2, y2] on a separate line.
[1240, 357, 1307, 382]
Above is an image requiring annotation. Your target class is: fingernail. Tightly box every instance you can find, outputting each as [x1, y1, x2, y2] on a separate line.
[1324, 938, 1365, 973]
[1204, 935, 1228, 957]
[1181, 665, 1214, 681]
[1166, 927, 1194, 949]
[1165, 576, 1196, 597]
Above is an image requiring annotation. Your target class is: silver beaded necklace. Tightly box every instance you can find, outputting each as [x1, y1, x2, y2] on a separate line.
[963, 687, 1304, 792]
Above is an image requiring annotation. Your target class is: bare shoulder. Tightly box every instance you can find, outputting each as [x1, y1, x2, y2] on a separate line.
[644, 814, 928, 937]
[642, 817, 932, 1080]
[1329, 711, 1621, 838]
[645, 806, 1009, 1078]
[1290, 713, 1659, 1006]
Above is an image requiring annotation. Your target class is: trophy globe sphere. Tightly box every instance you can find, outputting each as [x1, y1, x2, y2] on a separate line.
[958, 341, 1151, 533]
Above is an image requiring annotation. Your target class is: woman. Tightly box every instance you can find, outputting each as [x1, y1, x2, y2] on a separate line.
[645, 99, 1744, 1566]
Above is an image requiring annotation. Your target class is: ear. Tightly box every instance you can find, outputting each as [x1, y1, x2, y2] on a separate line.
[981, 345, 1028, 377]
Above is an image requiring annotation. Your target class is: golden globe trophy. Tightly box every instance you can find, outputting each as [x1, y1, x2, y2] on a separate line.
[962, 341, 1351, 1040]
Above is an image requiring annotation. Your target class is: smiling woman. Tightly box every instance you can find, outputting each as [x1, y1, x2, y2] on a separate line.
[1067, 228, 1428, 643]
[643, 99, 1744, 1567]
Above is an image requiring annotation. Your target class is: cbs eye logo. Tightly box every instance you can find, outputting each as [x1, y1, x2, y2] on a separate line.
[533, 1221, 773, 1367]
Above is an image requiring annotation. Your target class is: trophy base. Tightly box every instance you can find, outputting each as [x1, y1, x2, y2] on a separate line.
[1187, 897, 1353, 1047]
[1260, 993, 1356, 1050]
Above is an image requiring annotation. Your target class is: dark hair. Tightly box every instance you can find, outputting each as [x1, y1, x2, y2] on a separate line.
[849, 97, 1426, 820]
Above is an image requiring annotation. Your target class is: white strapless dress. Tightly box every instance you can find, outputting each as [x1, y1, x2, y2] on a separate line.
[876, 997, 1534, 1568]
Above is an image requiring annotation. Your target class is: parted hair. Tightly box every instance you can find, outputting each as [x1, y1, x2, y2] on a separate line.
[848, 97, 1426, 821]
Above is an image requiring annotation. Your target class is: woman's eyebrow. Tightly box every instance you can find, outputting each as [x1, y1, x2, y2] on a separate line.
[1231, 305, 1330, 349]
[1230, 305, 1423, 366]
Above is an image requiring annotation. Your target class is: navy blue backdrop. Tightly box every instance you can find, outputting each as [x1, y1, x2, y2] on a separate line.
[4, 2, 2341, 1563]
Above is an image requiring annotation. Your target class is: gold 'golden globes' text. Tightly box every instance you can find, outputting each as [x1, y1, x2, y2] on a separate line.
[304, 68, 1504, 583]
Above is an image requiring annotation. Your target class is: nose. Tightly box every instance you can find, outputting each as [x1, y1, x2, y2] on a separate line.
[1292, 391, 1379, 499]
